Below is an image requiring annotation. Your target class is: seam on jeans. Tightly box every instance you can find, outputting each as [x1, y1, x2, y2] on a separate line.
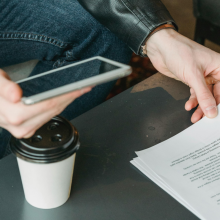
[101, 27, 106, 56]
[0, 32, 74, 48]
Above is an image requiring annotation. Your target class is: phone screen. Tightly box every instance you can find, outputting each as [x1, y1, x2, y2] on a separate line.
[18, 59, 120, 98]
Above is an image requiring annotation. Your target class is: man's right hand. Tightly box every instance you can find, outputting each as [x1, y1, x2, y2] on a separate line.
[0, 69, 92, 139]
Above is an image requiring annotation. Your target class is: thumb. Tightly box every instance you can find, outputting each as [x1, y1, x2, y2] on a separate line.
[192, 76, 217, 118]
[0, 69, 22, 103]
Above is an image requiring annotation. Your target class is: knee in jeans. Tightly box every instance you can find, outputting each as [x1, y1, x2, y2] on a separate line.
[50, 1, 132, 65]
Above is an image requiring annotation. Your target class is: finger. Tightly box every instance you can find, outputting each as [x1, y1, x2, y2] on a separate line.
[7, 99, 70, 139]
[23, 131, 36, 139]
[0, 69, 22, 102]
[185, 84, 213, 112]
[187, 84, 213, 121]
[6, 110, 53, 139]
[4, 87, 92, 138]
[185, 88, 198, 111]
[213, 81, 220, 106]
[205, 75, 219, 85]
[191, 76, 217, 118]
[0, 87, 92, 127]
[191, 105, 204, 123]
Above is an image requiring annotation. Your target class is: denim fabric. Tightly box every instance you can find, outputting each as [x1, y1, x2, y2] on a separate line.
[0, 0, 132, 158]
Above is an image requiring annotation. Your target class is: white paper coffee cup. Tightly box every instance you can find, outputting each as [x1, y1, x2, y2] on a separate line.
[17, 153, 76, 209]
[10, 116, 80, 209]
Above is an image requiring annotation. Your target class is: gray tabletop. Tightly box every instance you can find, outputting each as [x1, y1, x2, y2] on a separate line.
[0, 73, 200, 220]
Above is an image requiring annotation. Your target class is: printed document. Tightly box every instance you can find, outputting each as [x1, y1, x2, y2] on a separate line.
[131, 105, 220, 220]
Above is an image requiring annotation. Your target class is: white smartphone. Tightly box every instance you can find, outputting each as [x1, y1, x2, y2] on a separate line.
[17, 56, 132, 105]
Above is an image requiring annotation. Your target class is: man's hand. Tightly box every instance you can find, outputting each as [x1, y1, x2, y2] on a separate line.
[184, 77, 220, 123]
[0, 69, 92, 138]
[146, 29, 220, 123]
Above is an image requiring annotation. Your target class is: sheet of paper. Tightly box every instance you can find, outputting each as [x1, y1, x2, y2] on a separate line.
[131, 158, 203, 219]
[131, 105, 220, 220]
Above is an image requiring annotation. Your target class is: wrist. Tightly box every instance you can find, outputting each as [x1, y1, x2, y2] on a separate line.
[145, 28, 178, 57]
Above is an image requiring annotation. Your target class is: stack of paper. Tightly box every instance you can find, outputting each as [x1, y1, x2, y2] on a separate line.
[131, 105, 220, 220]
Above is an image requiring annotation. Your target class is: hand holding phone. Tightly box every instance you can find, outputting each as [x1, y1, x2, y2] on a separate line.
[18, 56, 131, 105]
[0, 69, 91, 139]
[0, 57, 131, 138]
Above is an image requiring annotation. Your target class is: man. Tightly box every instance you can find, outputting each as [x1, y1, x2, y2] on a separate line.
[0, 0, 220, 158]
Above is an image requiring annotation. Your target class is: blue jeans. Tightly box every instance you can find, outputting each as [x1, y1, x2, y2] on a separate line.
[0, 0, 132, 158]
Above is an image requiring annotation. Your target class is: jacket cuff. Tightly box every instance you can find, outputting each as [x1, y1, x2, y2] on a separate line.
[131, 17, 178, 56]
[78, 0, 178, 56]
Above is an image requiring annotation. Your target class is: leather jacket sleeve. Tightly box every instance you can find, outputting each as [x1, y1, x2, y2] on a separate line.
[78, 0, 177, 56]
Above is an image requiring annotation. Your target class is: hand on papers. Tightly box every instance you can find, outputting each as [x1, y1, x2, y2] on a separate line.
[145, 29, 220, 123]
[0, 69, 92, 139]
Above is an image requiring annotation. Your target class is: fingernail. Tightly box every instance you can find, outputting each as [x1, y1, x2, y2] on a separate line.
[205, 106, 218, 118]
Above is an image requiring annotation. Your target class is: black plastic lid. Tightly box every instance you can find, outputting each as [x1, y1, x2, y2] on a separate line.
[10, 116, 80, 164]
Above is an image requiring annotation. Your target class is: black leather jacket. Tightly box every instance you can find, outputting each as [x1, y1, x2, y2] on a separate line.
[78, 0, 177, 56]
